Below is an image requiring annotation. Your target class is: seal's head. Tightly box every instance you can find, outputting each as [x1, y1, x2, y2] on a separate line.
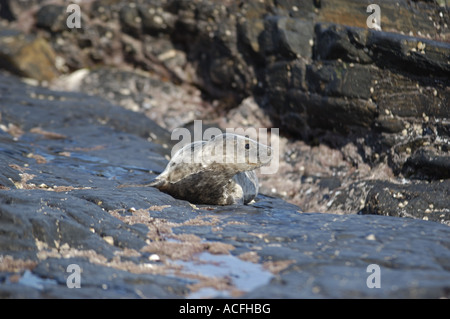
[158, 133, 272, 183]
[201, 133, 272, 170]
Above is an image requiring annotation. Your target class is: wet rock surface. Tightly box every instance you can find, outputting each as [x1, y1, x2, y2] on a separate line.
[0, 0, 449, 298]
[1, 72, 450, 298]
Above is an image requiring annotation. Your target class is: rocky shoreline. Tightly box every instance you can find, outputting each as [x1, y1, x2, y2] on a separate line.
[0, 0, 449, 298]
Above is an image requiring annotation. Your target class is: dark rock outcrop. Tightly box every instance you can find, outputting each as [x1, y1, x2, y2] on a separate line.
[362, 179, 450, 224]
[0, 28, 58, 81]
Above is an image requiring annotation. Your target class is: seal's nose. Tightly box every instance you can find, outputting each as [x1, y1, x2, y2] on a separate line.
[260, 145, 272, 157]
[257, 145, 273, 164]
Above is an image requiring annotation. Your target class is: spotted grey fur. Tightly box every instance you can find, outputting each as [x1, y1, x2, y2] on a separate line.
[150, 133, 272, 205]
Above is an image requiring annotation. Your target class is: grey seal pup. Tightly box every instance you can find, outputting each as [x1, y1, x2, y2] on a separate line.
[150, 133, 272, 205]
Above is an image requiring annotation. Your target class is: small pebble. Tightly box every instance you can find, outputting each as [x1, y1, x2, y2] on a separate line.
[149, 254, 160, 262]
[103, 236, 114, 245]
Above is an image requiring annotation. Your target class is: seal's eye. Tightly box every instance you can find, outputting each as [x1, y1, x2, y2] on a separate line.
[245, 143, 250, 150]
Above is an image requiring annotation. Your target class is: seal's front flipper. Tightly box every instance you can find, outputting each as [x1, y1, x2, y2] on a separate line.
[147, 178, 165, 188]
[117, 178, 162, 189]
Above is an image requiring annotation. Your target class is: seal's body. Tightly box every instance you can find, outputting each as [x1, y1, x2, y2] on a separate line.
[150, 133, 272, 205]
